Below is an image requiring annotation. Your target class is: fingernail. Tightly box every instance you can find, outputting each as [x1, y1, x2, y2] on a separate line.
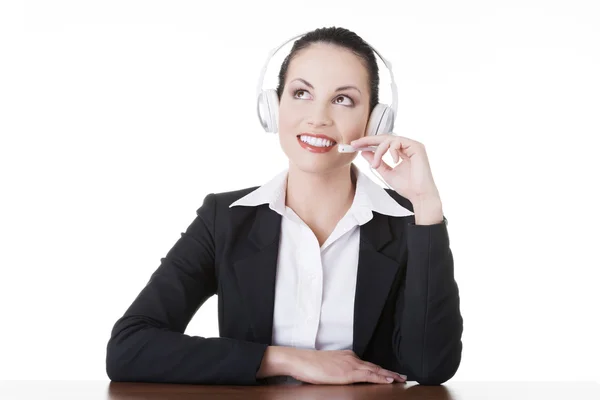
[398, 374, 407, 379]
[386, 377, 394, 383]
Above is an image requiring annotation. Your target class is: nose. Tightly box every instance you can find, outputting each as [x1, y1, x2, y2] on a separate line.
[306, 103, 333, 128]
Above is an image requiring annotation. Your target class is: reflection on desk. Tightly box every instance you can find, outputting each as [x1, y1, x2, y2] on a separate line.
[0, 381, 598, 399]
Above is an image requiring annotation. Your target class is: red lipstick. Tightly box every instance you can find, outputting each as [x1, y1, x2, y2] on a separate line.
[296, 133, 337, 154]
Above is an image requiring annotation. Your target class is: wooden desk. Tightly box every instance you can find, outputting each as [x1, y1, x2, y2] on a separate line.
[0, 381, 599, 399]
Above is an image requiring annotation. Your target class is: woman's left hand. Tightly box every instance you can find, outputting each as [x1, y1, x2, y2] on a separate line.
[350, 133, 441, 204]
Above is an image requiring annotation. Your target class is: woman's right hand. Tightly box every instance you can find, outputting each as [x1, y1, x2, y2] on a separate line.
[286, 348, 407, 385]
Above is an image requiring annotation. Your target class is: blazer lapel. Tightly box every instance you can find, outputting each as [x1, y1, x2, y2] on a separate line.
[231, 204, 281, 345]
[231, 205, 402, 356]
[352, 212, 402, 358]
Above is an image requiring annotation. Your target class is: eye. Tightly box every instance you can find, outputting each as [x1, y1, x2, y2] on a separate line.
[334, 95, 354, 106]
[293, 89, 355, 106]
[293, 89, 311, 99]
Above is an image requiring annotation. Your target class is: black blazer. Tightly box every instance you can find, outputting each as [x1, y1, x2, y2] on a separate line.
[105, 186, 463, 386]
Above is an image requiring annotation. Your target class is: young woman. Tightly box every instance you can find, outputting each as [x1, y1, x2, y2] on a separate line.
[106, 26, 463, 386]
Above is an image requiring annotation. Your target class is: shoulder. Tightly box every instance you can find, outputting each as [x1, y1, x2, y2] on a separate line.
[192, 186, 265, 242]
[196, 185, 262, 216]
[213, 186, 261, 208]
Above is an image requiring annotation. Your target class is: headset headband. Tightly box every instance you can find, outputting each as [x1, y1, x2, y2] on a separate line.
[256, 30, 398, 118]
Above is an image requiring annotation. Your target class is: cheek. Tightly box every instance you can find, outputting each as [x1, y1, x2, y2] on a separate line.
[277, 103, 303, 133]
[277, 114, 294, 136]
[338, 117, 369, 142]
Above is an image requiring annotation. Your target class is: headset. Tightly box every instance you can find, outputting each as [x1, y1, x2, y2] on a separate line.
[255, 29, 399, 189]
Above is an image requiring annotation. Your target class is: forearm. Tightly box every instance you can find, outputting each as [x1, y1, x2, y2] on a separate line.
[106, 315, 269, 385]
[394, 218, 463, 385]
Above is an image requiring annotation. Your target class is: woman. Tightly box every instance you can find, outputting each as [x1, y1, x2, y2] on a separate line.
[106, 26, 463, 386]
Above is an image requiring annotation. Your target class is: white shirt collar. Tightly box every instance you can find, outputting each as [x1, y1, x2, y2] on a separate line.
[229, 163, 414, 225]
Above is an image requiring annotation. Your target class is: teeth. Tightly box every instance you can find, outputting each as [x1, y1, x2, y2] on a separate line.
[299, 135, 335, 147]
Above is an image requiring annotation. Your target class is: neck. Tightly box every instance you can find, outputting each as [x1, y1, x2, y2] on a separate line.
[285, 162, 357, 223]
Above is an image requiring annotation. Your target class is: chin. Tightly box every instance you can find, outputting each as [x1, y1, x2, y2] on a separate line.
[290, 156, 353, 175]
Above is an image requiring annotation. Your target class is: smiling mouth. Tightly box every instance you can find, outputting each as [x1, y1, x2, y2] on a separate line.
[296, 135, 339, 153]
[296, 135, 337, 145]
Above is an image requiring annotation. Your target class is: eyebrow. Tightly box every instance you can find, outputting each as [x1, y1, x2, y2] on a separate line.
[291, 78, 362, 95]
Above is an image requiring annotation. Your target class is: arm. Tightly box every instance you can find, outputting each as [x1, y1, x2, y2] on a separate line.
[256, 346, 293, 379]
[393, 203, 464, 385]
[105, 193, 269, 385]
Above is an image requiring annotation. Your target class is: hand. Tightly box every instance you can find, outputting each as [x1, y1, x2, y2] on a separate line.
[288, 349, 407, 385]
[351, 133, 441, 204]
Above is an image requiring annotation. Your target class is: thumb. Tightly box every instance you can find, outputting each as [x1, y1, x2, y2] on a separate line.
[361, 151, 374, 163]
[362, 151, 393, 174]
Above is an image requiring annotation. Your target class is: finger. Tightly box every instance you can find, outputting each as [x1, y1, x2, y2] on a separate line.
[354, 135, 421, 158]
[371, 140, 392, 169]
[360, 150, 374, 164]
[350, 134, 390, 148]
[363, 152, 393, 173]
[387, 371, 407, 382]
[392, 136, 421, 158]
[391, 148, 399, 164]
[390, 141, 411, 161]
[350, 369, 394, 384]
[359, 369, 405, 383]
[356, 364, 406, 382]
[358, 361, 407, 381]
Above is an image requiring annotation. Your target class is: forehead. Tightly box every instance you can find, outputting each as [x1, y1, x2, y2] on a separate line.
[286, 42, 369, 88]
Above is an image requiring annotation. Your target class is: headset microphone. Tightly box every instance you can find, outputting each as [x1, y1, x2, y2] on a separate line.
[337, 144, 379, 153]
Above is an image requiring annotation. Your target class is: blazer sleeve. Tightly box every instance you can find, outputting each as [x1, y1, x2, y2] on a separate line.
[393, 216, 464, 385]
[105, 193, 269, 385]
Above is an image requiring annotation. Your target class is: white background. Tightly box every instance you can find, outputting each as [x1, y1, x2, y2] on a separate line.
[1, 0, 599, 383]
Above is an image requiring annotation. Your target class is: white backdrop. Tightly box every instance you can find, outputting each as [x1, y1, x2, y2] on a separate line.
[1, 0, 598, 383]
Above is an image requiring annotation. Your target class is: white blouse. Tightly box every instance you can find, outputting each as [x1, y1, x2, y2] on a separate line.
[229, 163, 413, 352]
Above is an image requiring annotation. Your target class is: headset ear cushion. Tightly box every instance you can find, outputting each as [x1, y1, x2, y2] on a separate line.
[257, 89, 280, 133]
[366, 103, 395, 136]
[264, 89, 280, 133]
